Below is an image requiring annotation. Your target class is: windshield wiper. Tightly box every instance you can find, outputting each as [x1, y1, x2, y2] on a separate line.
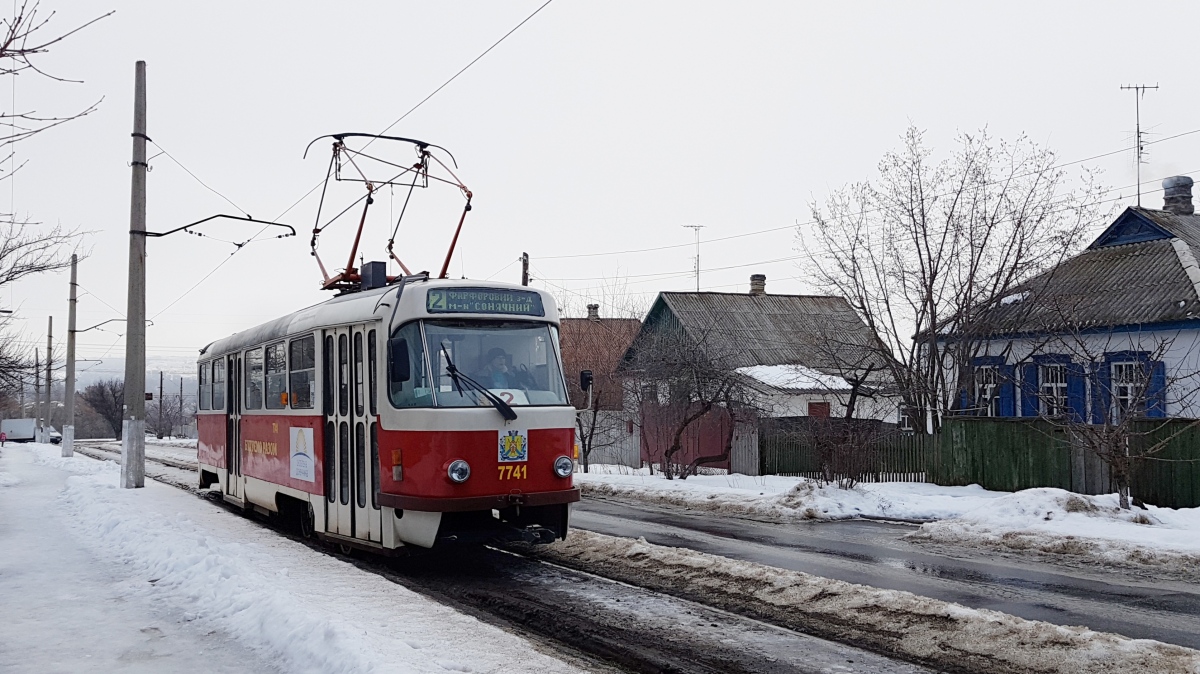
[440, 345, 518, 421]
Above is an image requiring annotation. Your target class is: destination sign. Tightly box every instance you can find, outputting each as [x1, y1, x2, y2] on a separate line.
[426, 287, 545, 317]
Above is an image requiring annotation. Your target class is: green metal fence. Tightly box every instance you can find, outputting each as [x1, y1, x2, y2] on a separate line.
[758, 416, 1200, 508]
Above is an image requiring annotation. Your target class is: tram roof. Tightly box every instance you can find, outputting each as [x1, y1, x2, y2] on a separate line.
[198, 278, 559, 359]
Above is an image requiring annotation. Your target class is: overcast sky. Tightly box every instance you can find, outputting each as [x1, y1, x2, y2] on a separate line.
[6, 1, 1200, 383]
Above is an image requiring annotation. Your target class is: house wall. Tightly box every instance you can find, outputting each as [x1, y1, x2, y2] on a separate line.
[941, 327, 1200, 419]
[761, 391, 902, 423]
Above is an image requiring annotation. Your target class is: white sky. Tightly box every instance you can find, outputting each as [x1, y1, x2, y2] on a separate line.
[7, 1, 1200, 382]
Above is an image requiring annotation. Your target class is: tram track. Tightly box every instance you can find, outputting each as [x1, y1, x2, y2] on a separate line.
[64, 444, 926, 673]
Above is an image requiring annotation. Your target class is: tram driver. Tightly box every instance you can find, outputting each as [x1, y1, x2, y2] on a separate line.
[478, 347, 517, 389]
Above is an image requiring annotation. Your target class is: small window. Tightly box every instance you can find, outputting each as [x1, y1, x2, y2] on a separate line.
[212, 360, 225, 410]
[808, 401, 831, 418]
[1112, 361, 1146, 421]
[354, 332, 365, 417]
[289, 335, 316, 409]
[245, 348, 264, 410]
[1040, 364, 1068, 417]
[974, 365, 1000, 417]
[339, 421, 350, 505]
[198, 362, 211, 411]
[323, 335, 335, 415]
[266, 343, 288, 409]
[355, 422, 366, 508]
[368, 330, 378, 416]
[338, 334, 349, 416]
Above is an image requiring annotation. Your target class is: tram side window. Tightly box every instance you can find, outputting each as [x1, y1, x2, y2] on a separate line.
[289, 335, 316, 409]
[367, 330, 378, 416]
[245, 348, 264, 410]
[353, 332, 365, 417]
[265, 343, 287, 409]
[198, 362, 210, 411]
[388, 322, 432, 408]
[212, 359, 225, 410]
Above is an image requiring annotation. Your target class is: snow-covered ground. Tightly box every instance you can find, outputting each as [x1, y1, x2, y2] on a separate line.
[910, 488, 1200, 572]
[3, 444, 582, 674]
[576, 464, 1008, 521]
[536, 529, 1200, 674]
[578, 465, 1200, 572]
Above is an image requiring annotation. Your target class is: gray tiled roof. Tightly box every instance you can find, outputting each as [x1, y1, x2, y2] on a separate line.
[650, 291, 888, 372]
[970, 207, 1200, 336]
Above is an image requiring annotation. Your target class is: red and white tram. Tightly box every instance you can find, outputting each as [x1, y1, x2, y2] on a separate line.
[196, 274, 580, 550]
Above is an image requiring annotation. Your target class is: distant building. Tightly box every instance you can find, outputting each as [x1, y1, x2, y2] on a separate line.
[943, 176, 1200, 422]
[559, 304, 641, 467]
[621, 275, 901, 473]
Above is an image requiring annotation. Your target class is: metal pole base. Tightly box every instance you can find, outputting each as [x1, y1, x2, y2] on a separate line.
[121, 419, 145, 489]
[61, 425, 74, 458]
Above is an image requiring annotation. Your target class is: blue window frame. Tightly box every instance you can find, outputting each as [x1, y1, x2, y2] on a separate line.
[970, 356, 1015, 417]
[1021, 355, 1085, 421]
[1092, 351, 1166, 423]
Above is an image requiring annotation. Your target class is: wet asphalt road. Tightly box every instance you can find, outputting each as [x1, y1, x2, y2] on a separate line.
[572, 496, 1200, 649]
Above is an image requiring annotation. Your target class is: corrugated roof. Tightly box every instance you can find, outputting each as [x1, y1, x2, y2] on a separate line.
[969, 207, 1200, 336]
[651, 291, 887, 372]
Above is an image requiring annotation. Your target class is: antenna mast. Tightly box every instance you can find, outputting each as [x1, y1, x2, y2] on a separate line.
[1120, 83, 1158, 206]
[682, 224, 705, 292]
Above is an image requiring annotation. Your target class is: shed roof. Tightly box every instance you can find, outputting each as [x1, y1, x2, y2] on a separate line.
[627, 291, 889, 375]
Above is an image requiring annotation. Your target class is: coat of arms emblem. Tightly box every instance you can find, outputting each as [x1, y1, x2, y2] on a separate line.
[498, 429, 528, 462]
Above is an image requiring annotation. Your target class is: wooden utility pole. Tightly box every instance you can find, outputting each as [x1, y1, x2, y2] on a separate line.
[63, 254, 77, 456]
[121, 60, 148, 489]
[44, 316, 52, 442]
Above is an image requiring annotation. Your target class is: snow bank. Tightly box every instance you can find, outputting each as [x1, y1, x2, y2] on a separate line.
[0, 470, 19, 487]
[27, 445, 580, 674]
[534, 530, 1200, 674]
[911, 488, 1200, 573]
[577, 465, 1006, 521]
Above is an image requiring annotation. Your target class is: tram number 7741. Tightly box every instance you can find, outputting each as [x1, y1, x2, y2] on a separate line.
[497, 464, 528, 480]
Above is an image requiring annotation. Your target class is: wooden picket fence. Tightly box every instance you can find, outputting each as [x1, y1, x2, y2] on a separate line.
[757, 416, 1200, 508]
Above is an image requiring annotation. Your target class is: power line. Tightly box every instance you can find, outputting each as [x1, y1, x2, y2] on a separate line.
[535, 126, 1200, 261]
[148, 139, 250, 217]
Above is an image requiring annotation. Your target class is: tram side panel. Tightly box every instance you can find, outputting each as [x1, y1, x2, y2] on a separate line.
[196, 412, 226, 490]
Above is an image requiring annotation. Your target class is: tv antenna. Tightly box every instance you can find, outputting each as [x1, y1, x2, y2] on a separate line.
[1120, 83, 1158, 206]
[682, 224, 705, 292]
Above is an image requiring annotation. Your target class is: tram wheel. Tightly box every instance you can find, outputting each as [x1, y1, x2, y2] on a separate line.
[338, 543, 354, 556]
[299, 505, 315, 539]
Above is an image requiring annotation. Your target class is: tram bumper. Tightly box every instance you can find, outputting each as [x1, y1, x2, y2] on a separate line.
[380, 489, 580, 548]
[376, 487, 580, 513]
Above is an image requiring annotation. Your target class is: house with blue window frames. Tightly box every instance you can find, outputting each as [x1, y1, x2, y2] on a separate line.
[947, 176, 1200, 423]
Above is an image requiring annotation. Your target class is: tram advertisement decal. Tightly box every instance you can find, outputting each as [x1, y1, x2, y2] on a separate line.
[498, 428, 529, 462]
[426, 287, 544, 316]
[290, 427, 316, 482]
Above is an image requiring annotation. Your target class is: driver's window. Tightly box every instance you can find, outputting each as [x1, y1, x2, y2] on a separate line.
[388, 322, 431, 409]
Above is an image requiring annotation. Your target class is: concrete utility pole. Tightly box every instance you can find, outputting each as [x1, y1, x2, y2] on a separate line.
[157, 370, 163, 439]
[63, 254, 77, 456]
[44, 316, 52, 443]
[33, 349, 40, 436]
[121, 60, 148, 489]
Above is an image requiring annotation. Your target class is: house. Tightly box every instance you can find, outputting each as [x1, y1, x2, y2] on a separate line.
[558, 304, 642, 467]
[620, 275, 902, 473]
[947, 176, 1200, 422]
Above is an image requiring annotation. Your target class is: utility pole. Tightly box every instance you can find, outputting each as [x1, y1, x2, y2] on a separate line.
[157, 370, 163, 440]
[44, 316, 52, 442]
[1120, 83, 1158, 206]
[63, 254, 77, 456]
[682, 224, 705, 292]
[33, 349, 40, 437]
[121, 60, 148, 489]
[520, 252, 529, 286]
[178, 376, 183, 438]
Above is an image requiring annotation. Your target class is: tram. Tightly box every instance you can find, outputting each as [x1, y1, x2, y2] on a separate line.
[196, 272, 580, 550]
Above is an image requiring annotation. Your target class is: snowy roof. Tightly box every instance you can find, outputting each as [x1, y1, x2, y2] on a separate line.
[735, 364, 852, 392]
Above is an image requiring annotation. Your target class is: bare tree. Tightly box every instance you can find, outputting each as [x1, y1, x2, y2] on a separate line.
[625, 326, 764, 479]
[802, 126, 1109, 433]
[0, 2, 110, 390]
[79, 378, 123, 439]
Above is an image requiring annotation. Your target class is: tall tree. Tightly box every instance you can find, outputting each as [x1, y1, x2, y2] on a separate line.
[802, 126, 1109, 432]
[79, 378, 123, 439]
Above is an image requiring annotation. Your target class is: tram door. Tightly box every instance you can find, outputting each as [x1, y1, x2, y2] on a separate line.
[324, 325, 381, 542]
[225, 353, 243, 501]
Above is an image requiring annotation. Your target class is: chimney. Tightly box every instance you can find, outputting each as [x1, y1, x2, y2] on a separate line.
[749, 274, 766, 296]
[1163, 176, 1194, 215]
[586, 303, 600, 320]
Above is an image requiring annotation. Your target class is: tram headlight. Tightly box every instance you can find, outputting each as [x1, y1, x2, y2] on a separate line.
[553, 455, 574, 478]
[447, 459, 471, 484]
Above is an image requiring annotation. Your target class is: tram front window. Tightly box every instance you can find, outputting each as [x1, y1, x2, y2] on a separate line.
[420, 320, 568, 407]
